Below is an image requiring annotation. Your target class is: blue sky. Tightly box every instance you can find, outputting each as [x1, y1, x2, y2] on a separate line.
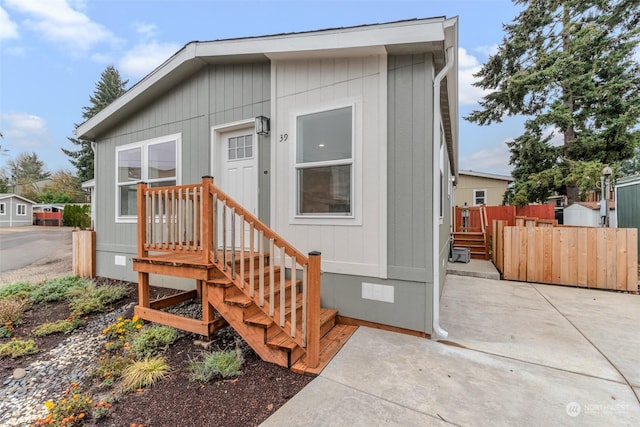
[0, 0, 525, 177]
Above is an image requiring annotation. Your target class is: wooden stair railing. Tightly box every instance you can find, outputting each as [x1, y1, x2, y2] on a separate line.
[136, 177, 322, 369]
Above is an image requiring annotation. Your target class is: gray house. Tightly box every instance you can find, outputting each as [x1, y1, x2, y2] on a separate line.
[616, 174, 640, 261]
[0, 194, 36, 228]
[77, 17, 459, 339]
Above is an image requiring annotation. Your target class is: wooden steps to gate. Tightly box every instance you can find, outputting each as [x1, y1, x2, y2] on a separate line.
[452, 231, 489, 260]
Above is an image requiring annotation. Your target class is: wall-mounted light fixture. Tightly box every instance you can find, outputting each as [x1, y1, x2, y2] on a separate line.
[255, 116, 270, 136]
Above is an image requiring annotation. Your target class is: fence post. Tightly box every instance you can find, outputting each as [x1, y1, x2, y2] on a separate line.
[306, 251, 321, 369]
[201, 176, 213, 264]
[136, 182, 149, 258]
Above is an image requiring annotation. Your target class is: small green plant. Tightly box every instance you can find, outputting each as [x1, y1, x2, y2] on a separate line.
[32, 382, 92, 426]
[67, 282, 128, 315]
[0, 338, 39, 358]
[0, 322, 15, 338]
[92, 354, 133, 386]
[30, 276, 89, 304]
[131, 326, 177, 359]
[32, 316, 85, 336]
[92, 398, 114, 419]
[120, 356, 170, 391]
[0, 281, 34, 300]
[188, 347, 244, 382]
[0, 297, 30, 325]
[102, 315, 143, 340]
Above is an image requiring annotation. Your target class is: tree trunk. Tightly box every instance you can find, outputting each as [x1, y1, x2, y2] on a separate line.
[562, 4, 578, 205]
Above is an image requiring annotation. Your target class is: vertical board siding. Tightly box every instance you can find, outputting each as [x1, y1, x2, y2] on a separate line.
[497, 225, 638, 291]
[274, 55, 385, 277]
[387, 54, 433, 281]
[617, 183, 640, 261]
[94, 62, 270, 280]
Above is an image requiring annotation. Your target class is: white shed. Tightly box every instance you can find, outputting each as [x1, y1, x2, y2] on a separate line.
[563, 201, 616, 227]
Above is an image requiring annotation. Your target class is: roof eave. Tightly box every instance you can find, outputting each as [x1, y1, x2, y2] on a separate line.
[76, 17, 452, 141]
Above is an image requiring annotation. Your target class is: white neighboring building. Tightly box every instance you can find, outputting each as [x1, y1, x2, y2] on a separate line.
[563, 201, 616, 227]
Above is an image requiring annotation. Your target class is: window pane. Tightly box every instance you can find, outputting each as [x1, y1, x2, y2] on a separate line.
[148, 141, 176, 180]
[118, 147, 142, 182]
[229, 137, 236, 149]
[119, 184, 138, 216]
[297, 107, 352, 163]
[229, 149, 236, 160]
[298, 165, 351, 214]
[245, 146, 252, 158]
[149, 180, 176, 188]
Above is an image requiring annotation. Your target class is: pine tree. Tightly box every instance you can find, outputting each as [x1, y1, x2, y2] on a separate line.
[466, 0, 640, 205]
[63, 65, 128, 182]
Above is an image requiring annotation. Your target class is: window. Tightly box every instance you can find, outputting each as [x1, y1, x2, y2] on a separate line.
[473, 189, 487, 206]
[116, 135, 180, 221]
[227, 135, 253, 160]
[16, 204, 26, 215]
[295, 106, 353, 217]
[0, 203, 4, 215]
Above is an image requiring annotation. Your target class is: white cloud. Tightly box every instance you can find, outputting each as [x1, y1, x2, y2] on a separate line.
[0, 6, 19, 40]
[118, 41, 181, 79]
[459, 142, 512, 176]
[458, 47, 492, 107]
[0, 112, 52, 151]
[4, 0, 113, 52]
[543, 126, 564, 147]
[473, 44, 499, 57]
[135, 22, 158, 40]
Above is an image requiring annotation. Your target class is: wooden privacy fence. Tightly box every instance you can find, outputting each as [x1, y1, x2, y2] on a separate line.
[72, 230, 96, 278]
[492, 220, 638, 292]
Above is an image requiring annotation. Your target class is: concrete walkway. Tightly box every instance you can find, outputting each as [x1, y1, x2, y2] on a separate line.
[262, 275, 640, 426]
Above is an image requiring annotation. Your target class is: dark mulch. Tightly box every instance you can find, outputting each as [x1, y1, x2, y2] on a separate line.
[1, 279, 313, 426]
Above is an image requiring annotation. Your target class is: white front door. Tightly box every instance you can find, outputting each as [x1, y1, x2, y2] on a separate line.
[219, 128, 258, 214]
[217, 127, 258, 248]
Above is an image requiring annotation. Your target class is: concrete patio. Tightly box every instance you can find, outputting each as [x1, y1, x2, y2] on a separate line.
[262, 272, 640, 426]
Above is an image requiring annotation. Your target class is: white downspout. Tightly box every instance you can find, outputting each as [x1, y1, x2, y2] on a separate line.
[431, 46, 454, 339]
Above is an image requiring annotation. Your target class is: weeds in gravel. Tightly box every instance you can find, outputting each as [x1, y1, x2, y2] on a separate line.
[131, 326, 178, 359]
[121, 357, 171, 391]
[188, 346, 244, 382]
[0, 281, 35, 300]
[32, 382, 92, 426]
[32, 316, 85, 336]
[30, 276, 90, 304]
[0, 338, 39, 358]
[67, 282, 128, 315]
[0, 296, 30, 325]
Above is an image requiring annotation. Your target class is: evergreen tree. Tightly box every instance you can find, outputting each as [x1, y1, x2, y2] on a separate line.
[63, 65, 128, 182]
[5, 152, 51, 199]
[467, 0, 640, 205]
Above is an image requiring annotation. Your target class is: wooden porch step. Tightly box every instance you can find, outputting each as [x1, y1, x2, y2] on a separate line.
[291, 324, 358, 375]
[244, 309, 273, 328]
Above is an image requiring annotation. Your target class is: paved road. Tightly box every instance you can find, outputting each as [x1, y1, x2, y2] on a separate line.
[0, 227, 73, 273]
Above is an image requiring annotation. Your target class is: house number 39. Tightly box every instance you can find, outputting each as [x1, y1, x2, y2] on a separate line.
[279, 133, 288, 142]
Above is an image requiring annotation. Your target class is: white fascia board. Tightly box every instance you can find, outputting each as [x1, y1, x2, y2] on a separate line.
[76, 44, 198, 140]
[196, 20, 446, 57]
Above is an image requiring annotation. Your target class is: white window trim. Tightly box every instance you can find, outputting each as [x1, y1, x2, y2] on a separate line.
[289, 99, 363, 226]
[473, 189, 487, 206]
[115, 133, 182, 223]
[16, 203, 26, 216]
[0, 203, 5, 215]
